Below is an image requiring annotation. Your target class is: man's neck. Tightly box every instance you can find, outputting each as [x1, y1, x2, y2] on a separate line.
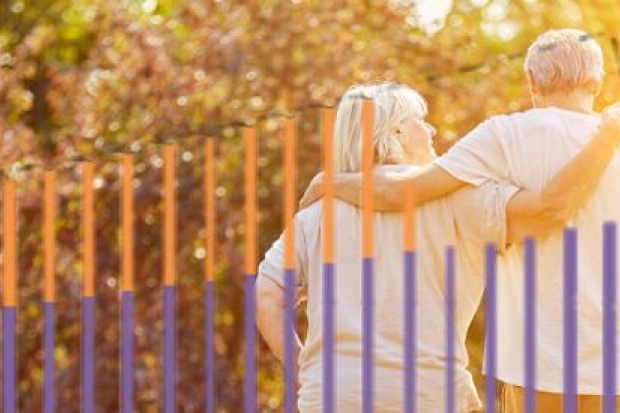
[534, 92, 597, 114]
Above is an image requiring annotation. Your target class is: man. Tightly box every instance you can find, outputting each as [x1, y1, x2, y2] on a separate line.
[301, 29, 620, 411]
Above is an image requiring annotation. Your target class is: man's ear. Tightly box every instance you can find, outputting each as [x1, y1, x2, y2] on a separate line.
[526, 70, 540, 95]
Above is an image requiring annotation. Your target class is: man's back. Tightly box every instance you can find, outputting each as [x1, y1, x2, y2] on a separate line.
[437, 106, 620, 393]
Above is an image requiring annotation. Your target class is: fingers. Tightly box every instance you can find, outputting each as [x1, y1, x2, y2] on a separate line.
[299, 172, 324, 209]
[299, 185, 314, 209]
[602, 101, 620, 119]
[601, 104, 620, 129]
[299, 187, 319, 209]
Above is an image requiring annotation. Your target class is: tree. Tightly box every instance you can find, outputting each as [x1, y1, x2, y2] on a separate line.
[0, 0, 617, 410]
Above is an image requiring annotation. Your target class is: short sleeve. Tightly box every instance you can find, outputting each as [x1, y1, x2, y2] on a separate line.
[434, 118, 511, 186]
[450, 182, 520, 253]
[489, 184, 521, 254]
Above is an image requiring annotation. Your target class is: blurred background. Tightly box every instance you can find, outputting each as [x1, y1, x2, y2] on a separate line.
[1, 0, 620, 411]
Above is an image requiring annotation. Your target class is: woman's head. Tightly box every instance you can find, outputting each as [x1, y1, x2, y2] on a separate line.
[333, 83, 435, 173]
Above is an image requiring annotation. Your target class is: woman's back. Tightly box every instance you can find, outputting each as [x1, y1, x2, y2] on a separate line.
[292, 165, 481, 412]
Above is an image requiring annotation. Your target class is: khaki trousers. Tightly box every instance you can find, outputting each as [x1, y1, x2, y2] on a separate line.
[500, 383, 620, 413]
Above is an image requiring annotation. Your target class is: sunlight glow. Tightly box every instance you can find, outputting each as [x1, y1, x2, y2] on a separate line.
[413, 0, 453, 34]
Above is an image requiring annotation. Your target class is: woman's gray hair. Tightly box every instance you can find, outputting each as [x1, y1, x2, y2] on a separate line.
[334, 83, 428, 172]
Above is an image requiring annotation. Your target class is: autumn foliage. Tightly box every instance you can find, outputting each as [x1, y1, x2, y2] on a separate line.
[1, 0, 620, 411]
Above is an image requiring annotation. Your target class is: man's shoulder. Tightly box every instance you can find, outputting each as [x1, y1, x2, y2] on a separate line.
[476, 108, 598, 148]
[485, 107, 561, 128]
[460, 109, 550, 142]
[488, 107, 600, 128]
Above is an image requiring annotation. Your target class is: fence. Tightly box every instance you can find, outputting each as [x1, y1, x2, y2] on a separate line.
[1, 140, 223, 412]
[0, 105, 619, 413]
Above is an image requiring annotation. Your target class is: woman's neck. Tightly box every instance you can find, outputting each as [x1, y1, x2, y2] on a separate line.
[404, 150, 436, 166]
[384, 148, 436, 167]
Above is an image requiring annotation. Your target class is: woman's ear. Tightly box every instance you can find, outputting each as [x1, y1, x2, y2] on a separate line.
[393, 127, 408, 147]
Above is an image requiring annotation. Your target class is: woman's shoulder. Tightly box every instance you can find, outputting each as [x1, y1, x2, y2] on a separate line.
[295, 201, 324, 226]
[295, 199, 364, 230]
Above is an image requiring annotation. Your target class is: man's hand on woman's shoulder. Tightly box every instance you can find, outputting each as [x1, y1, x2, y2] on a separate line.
[299, 172, 324, 209]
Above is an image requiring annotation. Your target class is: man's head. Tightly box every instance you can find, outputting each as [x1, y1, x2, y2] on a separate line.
[524, 29, 604, 102]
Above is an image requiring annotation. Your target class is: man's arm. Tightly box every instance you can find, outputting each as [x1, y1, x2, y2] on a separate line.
[301, 103, 620, 212]
[300, 164, 466, 211]
[301, 115, 506, 211]
[506, 107, 620, 243]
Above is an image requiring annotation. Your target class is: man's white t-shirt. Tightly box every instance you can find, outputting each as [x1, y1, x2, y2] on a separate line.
[259, 165, 518, 412]
[435, 106, 620, 393]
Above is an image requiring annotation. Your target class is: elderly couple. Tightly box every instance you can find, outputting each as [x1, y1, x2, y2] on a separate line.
[256, 29, 620, 412]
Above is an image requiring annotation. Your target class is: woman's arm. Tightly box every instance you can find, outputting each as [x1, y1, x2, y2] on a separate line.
[255, 275, 302, 363]
[506, 106, 620, 243]
[256, 225, 305, 365]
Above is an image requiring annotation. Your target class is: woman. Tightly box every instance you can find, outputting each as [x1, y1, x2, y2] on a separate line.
[256, 83, 620, 412]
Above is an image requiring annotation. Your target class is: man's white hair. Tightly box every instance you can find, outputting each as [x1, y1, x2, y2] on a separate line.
[524, 28, 604, 96]
[334, 83, 427, 173]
